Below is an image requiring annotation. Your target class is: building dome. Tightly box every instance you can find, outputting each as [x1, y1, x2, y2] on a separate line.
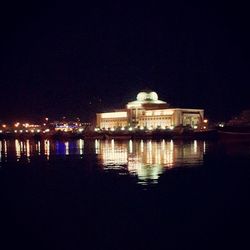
[136, 91, 158, 101]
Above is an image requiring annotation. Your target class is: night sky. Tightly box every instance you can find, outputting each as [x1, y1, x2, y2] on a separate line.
[0, 1, 250, 122]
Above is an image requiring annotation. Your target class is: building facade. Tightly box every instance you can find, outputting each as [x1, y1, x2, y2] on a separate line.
[96, 91, 204, 130]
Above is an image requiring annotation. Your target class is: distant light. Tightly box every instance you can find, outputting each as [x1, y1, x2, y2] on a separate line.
[25, 130, 29, 133]
[169, 126, 174, 130]
[128, 127, 133, 131]
[161, 126, 166, 130]
[30, 129, 34, 133]
[43, 123, 46, 126]
[203, 119, 208, 123]
[15, 122, 20, 127]
[0, 130, 2, 133]
[45, 129, 50, 132]
[148, 127, 153, 130]
[203, 126, 206, 129]
[78, 128, 84, 132]
[19, 130, 23, 133]
[121, 127, 125, 131]
[14, 130, 17, 133]
[110, 128, 115, 131]
[94, 128, 100, 132]
[45, 117, 49, 121]
[218, 123, 224, 127]
[194, 125, 198, 129]
[140, 126, 144, 130]
[36, 129, 41, 133]
[2, 124, 6, 128]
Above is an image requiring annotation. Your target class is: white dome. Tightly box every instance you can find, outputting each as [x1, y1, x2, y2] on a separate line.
[137, 92, 147, 101]
[136, 91, 158, 101]
[148, 91, 158, 101]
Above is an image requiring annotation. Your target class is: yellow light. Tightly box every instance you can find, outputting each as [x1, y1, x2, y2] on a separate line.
[110, 128, 115, 131]
[2, 124, 6, 128]
[94, 128, 100, 132]
[127, 103, 142, 109]
[78, 128, 84, 132]
[25, 130, 29, 133]
[121, 127, 125, 130]
[14, 130, 17, 133]
[0, 130, 2, 133]
[194, 125, 198, 129]
[162, 110, 174, 115]
[169, 126, 174, 130]
[19, 130, 23, 133]
[15, 122, 20, 127]
[140, 126, 144, 130]
[203, 126, 206, 129]
[45, 129, 50, 132]
[203, 119, 208, 123]
[30, 129, 34, 133]
[128, 127, 133, 131]
[36, 129, 40, 133]
[101, 112, 127, 119]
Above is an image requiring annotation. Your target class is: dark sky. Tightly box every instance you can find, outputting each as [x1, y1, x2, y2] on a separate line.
[0, 1, 250, 122]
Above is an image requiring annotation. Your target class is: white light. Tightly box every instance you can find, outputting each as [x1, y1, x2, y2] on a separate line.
[110, 128, 115, 131]
[140, 126, 144, 130]
[203, 119, 208, 123]
[78, 128, 84, 132]
[14, 130, 17, 133]
[25, 130, 29, 133]
[128, 127, 133, 131]
[36, 129, 41, 133]
[121, 127, 125, 130]
[169, 126, 174, 130]
[45, 129, 50, 132]
[203, 126, 206, 129]
[30, 130, 34, 133]
[19, 130, 23, 133]
[0, 130, 2, 133]
[194, 125, 198, 129]
[94, 128, 100, 132]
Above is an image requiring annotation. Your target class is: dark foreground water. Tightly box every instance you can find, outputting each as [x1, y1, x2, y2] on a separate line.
[1, 139, 250, 250]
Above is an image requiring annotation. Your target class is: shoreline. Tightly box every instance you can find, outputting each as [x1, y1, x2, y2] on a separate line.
[0, 129, 218, 140]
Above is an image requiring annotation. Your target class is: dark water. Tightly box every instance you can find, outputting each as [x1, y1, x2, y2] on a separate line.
[1, 139, 250, 250]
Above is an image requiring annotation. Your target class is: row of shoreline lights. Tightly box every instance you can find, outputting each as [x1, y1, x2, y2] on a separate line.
[95, 120, 208, 132]
[0, 128, 85, 133]
[95, 126, 176, 132]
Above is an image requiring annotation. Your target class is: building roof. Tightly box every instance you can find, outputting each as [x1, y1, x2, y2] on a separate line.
[127, 91, 167, 108]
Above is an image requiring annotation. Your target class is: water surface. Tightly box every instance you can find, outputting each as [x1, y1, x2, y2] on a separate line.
[1, 139, 250, 250]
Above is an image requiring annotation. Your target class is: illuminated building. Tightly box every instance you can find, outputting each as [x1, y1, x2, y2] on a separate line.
[96, 91, 204, 130]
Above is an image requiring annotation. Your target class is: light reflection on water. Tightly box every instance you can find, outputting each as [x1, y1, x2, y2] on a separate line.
[0, 139, 207, 184]
[97, 139, 205, 184]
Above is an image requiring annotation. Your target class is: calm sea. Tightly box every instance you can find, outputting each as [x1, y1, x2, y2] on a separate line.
[1, 139, 250, 250]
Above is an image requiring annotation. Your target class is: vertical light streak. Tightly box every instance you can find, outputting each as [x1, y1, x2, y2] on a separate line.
[65, 141, 69, 155]
[79, 139, 84, 155]
[44, 140, 50, 160]
[15, 139, 21, 160]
